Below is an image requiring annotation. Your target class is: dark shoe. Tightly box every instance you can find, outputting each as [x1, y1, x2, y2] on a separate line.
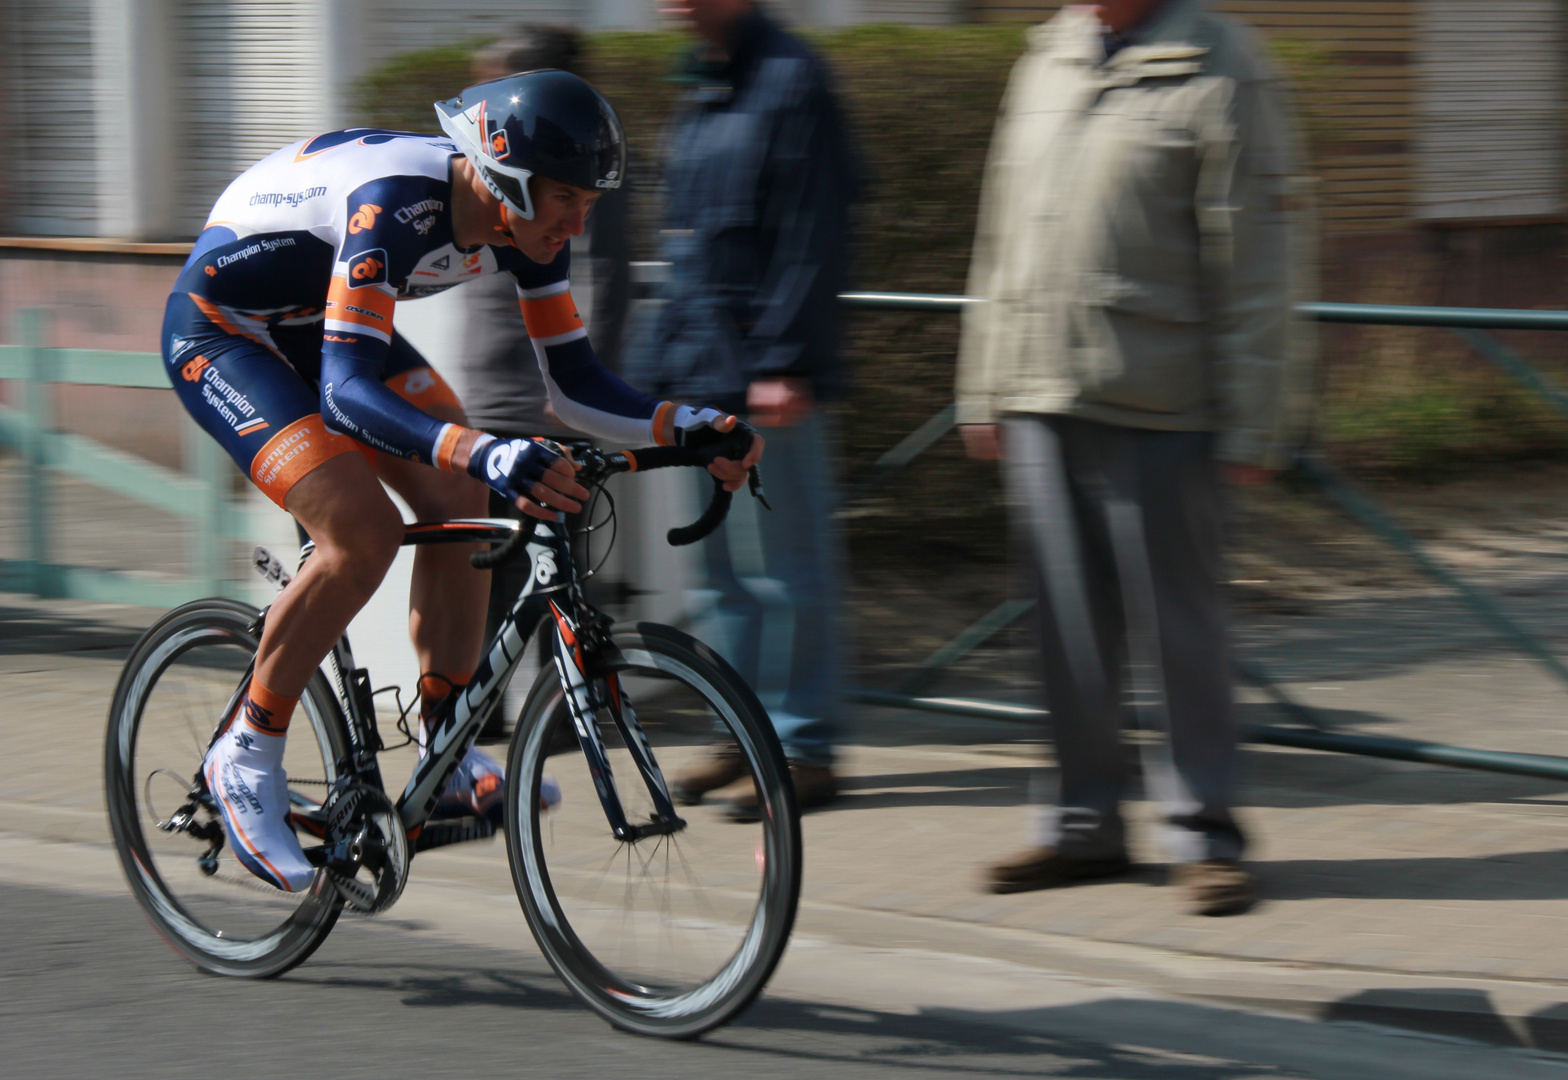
[670, 743, 748, 806]
[1170, 859, 1255, 916]
[718, 762, 838, 822]
[430, 747, 506, 827]
[985, 846, 1133, 894]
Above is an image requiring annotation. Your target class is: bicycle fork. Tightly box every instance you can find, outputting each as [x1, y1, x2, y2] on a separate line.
[547, 597, 685, 843]
[394, 518, 681, 845]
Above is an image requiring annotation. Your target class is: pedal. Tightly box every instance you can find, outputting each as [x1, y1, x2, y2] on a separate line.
[252, 546, 293, 590]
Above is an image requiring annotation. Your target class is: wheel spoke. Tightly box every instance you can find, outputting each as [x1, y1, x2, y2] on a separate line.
[105, 601, 348, 978]
[506, 628, 801, 1036]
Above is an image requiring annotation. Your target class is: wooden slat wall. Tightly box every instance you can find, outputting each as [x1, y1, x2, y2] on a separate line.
[1416, 1, 1564, 221]
[967, 0, 1418, 234]
[858, 0, 968, 24]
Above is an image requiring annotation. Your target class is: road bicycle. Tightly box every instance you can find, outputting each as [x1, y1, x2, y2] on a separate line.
[104, 434, 802, 1038]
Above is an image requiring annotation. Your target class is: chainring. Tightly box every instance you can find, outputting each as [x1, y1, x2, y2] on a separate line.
[322, 783, 409, 914]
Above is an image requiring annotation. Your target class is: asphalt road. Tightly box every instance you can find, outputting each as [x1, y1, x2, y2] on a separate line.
[0, 880, 1286, 1080]
[6, 866, 1568, 1080]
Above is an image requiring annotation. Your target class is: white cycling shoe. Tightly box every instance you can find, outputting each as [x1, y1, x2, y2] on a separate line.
[202, 721, 316, 893]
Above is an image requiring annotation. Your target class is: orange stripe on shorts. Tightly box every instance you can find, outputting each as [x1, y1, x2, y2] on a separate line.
[188, 294, 273, 352]
[519, 291, 583, 340]
[248, 413, 361, 508]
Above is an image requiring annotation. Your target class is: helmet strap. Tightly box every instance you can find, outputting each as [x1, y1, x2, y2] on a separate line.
[492, 198, 516, 244]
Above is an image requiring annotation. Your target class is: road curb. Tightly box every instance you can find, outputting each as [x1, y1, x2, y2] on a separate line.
[791, 896, 1568, 1053]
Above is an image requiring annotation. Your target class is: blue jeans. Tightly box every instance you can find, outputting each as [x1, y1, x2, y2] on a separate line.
[688, 412, 845, 767]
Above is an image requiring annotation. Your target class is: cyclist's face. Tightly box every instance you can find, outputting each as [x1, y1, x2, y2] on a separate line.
[506, 177, 600, 264]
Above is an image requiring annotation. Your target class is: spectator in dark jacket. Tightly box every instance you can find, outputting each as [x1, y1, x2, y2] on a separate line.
[635, 0, 859, 816]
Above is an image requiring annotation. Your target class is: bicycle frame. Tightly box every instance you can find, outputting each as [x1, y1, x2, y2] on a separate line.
[302, 513, 683, 854]
[256, 436, 753, 860]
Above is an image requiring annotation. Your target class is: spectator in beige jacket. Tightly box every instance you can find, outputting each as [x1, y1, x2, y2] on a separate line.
[957, 0, 1312, 916]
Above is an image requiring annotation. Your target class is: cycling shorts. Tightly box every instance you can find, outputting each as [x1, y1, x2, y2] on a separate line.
[162, 291, 464, 508]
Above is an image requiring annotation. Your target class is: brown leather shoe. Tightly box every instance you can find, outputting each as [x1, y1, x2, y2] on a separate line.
[985, 846, 1133, 894]
[718, 762, 838, 822]
[1170, 859, 1255, 916]
[670, 743, 749, 805]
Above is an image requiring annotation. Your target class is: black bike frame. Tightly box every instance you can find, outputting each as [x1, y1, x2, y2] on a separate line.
[313, 514, 681, 850]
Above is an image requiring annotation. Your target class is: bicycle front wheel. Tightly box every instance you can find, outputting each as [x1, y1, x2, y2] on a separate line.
[506, 622, 802, 1038]
[104, 598, 349, 978]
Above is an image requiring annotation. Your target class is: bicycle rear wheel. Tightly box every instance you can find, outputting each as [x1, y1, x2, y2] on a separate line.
[104, 598, 348, 978]
[506, 622, 802, 1038]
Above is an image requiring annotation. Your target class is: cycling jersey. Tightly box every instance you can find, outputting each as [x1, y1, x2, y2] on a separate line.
[164, 128, 669, 504]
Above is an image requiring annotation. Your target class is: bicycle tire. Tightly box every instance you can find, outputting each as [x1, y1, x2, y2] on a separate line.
[105, 598, 349, 978]
[505, 622, 802, 1038]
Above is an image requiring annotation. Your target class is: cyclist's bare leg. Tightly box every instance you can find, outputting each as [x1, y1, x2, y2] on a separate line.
[374, 414, 501, 819]
[255, 451, 405, 697]
[374, 406, 491, 686]
[197, 452, 403, 892]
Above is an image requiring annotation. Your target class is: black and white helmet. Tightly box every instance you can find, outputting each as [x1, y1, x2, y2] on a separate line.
[434, 69, 625, 221]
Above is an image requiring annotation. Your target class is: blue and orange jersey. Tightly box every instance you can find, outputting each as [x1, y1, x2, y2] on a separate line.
[172, 128, 664, 463]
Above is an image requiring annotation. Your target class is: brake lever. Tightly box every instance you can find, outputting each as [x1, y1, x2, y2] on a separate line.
[747, 465, 771, 510]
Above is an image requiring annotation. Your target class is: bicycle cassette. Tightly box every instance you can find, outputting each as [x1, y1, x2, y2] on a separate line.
[319, 783, 409, 914]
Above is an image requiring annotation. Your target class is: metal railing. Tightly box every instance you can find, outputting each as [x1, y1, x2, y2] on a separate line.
[10, 286, 1568, 783]
[841, 291, 1568, 784]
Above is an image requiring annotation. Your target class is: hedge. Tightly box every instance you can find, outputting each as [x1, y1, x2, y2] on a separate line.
[356, 26, 1568, 561]
[356, 26, 1028, 560]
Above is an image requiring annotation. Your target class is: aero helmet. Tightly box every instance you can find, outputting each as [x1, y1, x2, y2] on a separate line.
[434, 69, 625, 221]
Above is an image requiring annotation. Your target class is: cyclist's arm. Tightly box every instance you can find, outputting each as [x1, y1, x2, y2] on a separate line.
[514, 266, 764, 491]
[514, 276, 678, 446]
[318, 254, 468, 465]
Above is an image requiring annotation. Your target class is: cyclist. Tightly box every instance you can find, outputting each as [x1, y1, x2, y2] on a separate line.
[164, 70, 762, 893]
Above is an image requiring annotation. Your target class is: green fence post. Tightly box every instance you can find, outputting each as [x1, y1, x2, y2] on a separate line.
[199, 435, 227, 598]
[182, 414, 227, 598]
[20, 309, 54, 597]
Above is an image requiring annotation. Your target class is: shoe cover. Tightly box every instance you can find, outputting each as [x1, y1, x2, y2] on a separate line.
[203, 724, 316, 892]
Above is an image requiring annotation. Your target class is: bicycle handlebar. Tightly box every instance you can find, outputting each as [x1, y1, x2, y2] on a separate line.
[470, 521, 532, 570]
[469, 426, 764, 569]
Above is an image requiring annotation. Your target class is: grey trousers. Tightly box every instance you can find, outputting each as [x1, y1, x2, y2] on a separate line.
[1003, 415, 1245, 863]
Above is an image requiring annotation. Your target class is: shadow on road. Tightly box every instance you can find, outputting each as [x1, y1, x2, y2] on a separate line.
[1258, 848, 1568, 902]
[0, 599, 156, 659]
[5, 880, 1564, 1077]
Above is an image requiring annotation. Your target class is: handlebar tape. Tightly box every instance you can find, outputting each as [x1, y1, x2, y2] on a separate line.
[469, 428, 757, 566]
[624, 432, 753, 547]
[622, 445, 709, 471]
[668, 478, 734, 547]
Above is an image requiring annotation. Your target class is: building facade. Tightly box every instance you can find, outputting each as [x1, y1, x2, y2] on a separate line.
[0, 0, 968, 241]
